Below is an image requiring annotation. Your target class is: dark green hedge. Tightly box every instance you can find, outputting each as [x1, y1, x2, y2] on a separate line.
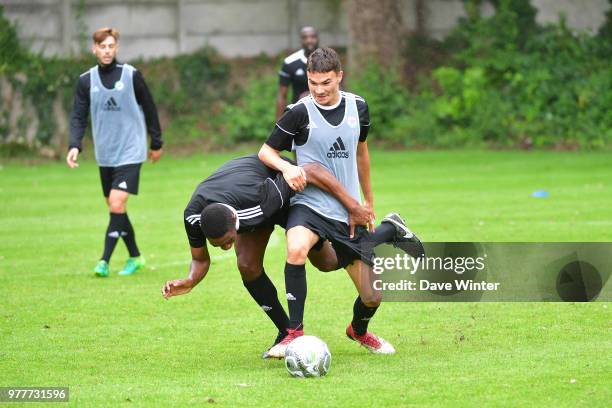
[207, 0, 612, 150]
[349, 0, 612, 149]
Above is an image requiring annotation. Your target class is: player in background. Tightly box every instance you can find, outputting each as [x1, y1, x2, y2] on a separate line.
[66, 28, 163, 277]
[259, 48, 423, 358]
[276, 26, 319, 120]
[162, 154, 373, 357]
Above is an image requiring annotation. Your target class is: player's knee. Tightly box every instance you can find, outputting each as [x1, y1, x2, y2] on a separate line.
[108, 199, 125, 213]
[286, 242, 309, 264]
[237, 261, 262, 281]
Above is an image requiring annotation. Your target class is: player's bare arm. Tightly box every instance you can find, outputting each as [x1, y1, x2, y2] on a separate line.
[258, 143, 306, 191]
[162, 245, 211, 299]
[357, 140, 375, 231]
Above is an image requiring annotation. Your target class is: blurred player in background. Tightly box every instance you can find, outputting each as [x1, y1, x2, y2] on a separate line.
[66, 28, 163, 277]
[276, 26, 319, 119]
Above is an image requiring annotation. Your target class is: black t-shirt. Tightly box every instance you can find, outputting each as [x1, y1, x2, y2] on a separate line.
[184, 155, 291, 248]
[279, 49, 309, 103]
[266, 93, 370, 152]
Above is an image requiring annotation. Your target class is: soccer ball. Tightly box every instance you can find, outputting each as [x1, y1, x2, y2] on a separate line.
[285, 335, 331, 378]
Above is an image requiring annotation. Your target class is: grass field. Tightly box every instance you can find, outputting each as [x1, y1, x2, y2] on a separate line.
[0, 150, 610, 407]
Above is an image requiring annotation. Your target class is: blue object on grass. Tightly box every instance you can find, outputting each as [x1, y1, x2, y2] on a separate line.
[531, 190, 549, 198]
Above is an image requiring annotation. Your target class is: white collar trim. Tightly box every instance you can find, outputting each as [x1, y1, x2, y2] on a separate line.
[311, 94, 343, 110]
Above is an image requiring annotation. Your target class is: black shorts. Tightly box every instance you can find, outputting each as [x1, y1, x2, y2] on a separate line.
[99, 163, 142, 197]
[286, 204, 374, 269]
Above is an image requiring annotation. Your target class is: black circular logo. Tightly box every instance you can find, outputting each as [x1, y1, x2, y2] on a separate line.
[556, 261, 602, 302]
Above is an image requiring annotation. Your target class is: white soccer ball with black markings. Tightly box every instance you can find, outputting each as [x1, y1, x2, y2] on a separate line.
[284, 335, 331, 378]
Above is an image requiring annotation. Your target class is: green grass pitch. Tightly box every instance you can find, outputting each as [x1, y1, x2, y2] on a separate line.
[1, 150, 610, 407]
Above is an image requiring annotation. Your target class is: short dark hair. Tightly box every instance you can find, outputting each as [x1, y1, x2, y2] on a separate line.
[300, 26, 318, 36]
[307, 47, 342, 73]
[200, 204, 235, 239]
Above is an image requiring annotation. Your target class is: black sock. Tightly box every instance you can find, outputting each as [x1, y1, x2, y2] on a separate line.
[351, 296, 379, 336]
[284, 262, 306, 330]
[361, 222, 397, 254]
[367, 223, 397, 247]
[120, 213, 140, 257]
[101, 213, 123, 262]
[243, 270, 289, 335]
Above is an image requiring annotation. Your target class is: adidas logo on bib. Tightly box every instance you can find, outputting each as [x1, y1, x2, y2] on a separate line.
[327, 137, 349, 159]
[103, 97, 121, 112]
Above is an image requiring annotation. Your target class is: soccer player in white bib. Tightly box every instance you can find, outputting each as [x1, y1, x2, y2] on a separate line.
[260, 48, 423, 357]
[66, 28, 163, 277]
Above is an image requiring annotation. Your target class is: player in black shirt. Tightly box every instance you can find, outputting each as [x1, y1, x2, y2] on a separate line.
[276, 26, 319, 119]
[161, 155, 372, 357]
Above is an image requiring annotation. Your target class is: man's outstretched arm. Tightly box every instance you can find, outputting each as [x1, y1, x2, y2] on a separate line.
[162, 246, 211, 299]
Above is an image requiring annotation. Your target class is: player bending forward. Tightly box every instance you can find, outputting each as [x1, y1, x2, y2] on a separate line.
[161, 154, 373, 357]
